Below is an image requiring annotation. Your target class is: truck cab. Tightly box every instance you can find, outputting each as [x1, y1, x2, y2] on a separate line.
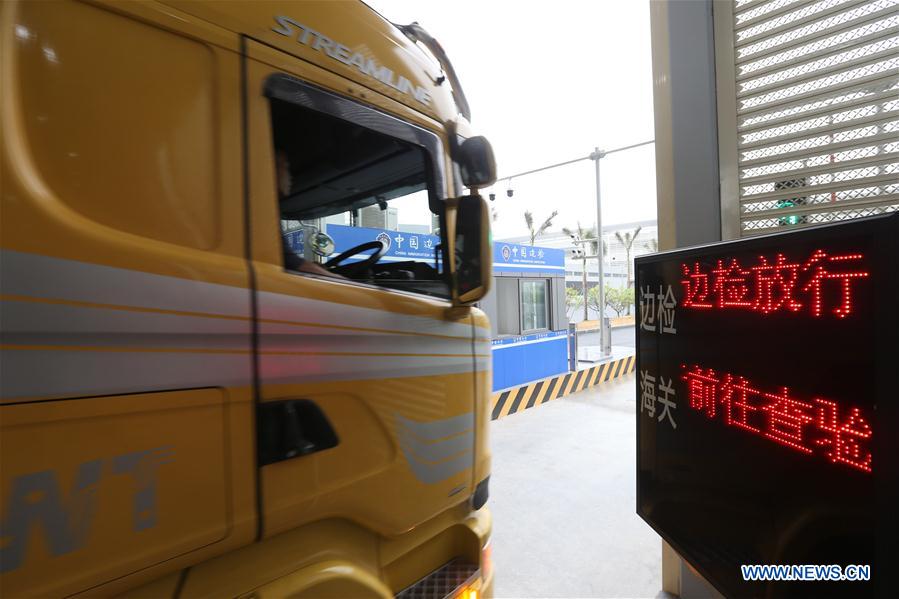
[0, 1, 496, 596]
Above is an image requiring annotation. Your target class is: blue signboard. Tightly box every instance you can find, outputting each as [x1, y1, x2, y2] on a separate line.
[493, 242, 565, 273]
[283, 229, 305, 253]
[285, 224, 442, 265]
[285, 226, 564, 276]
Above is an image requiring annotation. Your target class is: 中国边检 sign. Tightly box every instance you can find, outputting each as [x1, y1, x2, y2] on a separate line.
[286, 224, 441, 265]
[493, 242, 565, 274]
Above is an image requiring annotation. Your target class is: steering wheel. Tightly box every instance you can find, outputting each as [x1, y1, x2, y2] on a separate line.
[323, 240, 387, 277]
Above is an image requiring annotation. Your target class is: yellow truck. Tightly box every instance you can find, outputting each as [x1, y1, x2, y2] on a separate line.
[0, 1, 496, 596]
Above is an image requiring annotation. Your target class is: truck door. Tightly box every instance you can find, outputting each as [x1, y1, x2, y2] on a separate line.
[243, 40, 483, 538]
[0, 2, 256, 596]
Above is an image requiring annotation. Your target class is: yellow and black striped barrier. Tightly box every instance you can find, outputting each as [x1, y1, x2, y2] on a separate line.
[491, 354, 635, 420]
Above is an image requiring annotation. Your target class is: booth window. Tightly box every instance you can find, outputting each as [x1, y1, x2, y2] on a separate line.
[520, 279, 550, 333]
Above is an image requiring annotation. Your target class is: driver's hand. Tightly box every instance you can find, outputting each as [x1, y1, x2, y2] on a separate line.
[298, 260, 344, 279]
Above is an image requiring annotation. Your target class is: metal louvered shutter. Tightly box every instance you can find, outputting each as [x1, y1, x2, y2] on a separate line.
[728, 0, 899, 236]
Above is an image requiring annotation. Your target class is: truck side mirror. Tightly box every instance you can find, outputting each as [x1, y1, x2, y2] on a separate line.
[447, 195, 492, 306]
[457, 136, 497, 188]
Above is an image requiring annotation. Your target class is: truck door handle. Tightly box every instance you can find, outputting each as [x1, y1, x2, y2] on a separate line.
[257, 399, 339, 466]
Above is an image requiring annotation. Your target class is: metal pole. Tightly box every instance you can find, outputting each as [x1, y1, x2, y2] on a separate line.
[568, 322, 578, 371]
[602, 138, 655, 156]
[582, 256, 588, 322]
[592, 147, 607, 355]
[496, 140, 653, 182]
[501, 154, 593, 182]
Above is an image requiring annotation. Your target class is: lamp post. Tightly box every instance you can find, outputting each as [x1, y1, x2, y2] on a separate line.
[498, 139, 655, 354]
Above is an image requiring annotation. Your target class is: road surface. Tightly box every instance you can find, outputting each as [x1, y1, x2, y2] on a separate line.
[489, 373, 670, 598]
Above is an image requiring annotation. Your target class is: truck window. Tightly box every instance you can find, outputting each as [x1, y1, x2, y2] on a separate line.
[270, 96, 448, 298]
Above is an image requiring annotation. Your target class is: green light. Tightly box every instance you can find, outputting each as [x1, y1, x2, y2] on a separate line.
[776, 199, 801, 226]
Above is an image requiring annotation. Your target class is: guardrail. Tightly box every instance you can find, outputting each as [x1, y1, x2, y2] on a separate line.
[491, 353, 636, 420]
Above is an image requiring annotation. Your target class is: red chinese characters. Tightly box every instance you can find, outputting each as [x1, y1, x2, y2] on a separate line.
[684, 366, 717, 417]
[719, 373, 764, 435]
[712, 259, 752, 308]
[681, 365, 873, 473]
[814, 398, 873, 472]
[801, 250, 869, 318]
[761, 390, 814, 454]
[681, 263, 713, 309]
[750, 254, 802, 314]
[680, 249, 868, 318]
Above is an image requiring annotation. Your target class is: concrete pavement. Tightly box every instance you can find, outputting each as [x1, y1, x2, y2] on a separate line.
[489, 373, 669, 598]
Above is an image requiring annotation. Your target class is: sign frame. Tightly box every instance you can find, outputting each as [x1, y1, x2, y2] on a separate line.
[635, 213, 898, 598]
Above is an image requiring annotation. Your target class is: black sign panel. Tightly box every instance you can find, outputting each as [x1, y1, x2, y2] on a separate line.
[636, 214, 898, 598]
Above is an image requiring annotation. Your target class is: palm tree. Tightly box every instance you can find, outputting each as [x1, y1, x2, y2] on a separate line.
[562, 222, 606, 321]
[524, 210, 559, 246]
[614, 226, 643, 290]
[644, 238, 658, 253]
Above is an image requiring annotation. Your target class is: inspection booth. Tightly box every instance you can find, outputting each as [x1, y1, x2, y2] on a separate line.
[478, 242, 569, 391]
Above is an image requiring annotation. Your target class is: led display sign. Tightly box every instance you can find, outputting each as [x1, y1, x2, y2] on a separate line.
[636, 214, 898, 598]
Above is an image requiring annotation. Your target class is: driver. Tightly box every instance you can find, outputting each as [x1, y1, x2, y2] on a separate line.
[276, 150, 341, 278]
